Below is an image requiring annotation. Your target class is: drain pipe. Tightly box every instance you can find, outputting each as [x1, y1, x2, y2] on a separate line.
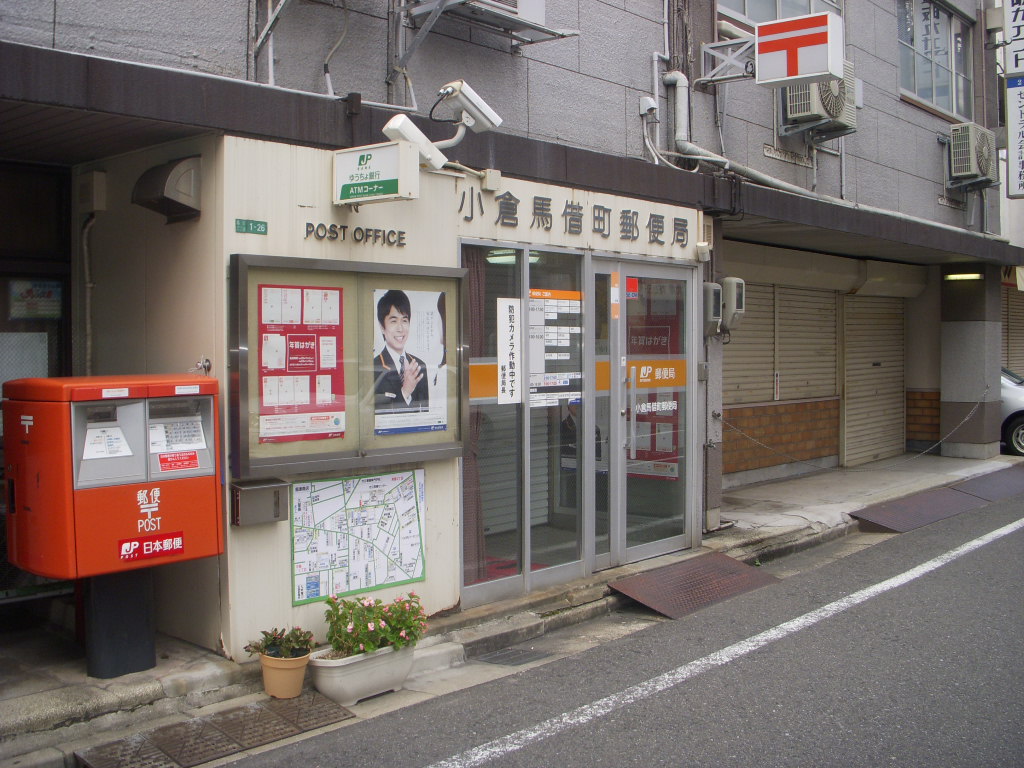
[661, 72, 1010, 242]
[649, 0, 671, 152]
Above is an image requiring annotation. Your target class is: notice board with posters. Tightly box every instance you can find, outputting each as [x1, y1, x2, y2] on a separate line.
[230, 254, 463, 479]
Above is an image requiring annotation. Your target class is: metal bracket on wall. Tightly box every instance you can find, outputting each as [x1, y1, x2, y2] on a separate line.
[694, 39, 755, 88]
[390, 0, 579, 84]
[389, 0, 464, 85]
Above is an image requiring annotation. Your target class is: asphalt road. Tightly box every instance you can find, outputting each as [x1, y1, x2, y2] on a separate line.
[235, 496, 1024, 768]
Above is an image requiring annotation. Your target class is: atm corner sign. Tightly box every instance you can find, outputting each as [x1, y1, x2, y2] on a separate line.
[333, 140, 419, 205]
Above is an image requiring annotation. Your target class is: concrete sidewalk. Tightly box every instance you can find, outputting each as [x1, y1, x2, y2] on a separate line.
[2, 452, 1020, 768]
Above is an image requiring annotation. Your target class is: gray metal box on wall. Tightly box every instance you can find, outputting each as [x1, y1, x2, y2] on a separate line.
[231, 480, 289, 525]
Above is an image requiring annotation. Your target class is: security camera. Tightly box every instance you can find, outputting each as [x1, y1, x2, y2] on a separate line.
[437, 80, 503, 133]
[382, 113, 449, 170]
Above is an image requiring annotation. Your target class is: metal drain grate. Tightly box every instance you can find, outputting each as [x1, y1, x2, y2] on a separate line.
[205, 703, 301, 749]
[850, 486, 987, 532]
[143, 719, 240, 768]
[476, 648, 553, 666]
[76, 692, 353, 768]
[609, 552, 778, 619]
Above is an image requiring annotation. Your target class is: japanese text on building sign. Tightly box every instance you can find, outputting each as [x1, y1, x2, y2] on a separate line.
[461, 191, 689, 251]
[1006, 0, 1024, 74]
[1008, 75, 1024, 200]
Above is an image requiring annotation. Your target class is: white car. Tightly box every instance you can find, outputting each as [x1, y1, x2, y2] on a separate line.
[1001, 368, 1024, 455]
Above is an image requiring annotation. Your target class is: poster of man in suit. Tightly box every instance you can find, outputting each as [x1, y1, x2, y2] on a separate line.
[372, 288, 448, 435]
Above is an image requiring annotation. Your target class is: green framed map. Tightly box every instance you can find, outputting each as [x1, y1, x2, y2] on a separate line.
[291, 469, 426, 605]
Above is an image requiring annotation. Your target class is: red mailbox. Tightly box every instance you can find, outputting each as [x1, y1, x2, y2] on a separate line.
[4, 374, 224, 579]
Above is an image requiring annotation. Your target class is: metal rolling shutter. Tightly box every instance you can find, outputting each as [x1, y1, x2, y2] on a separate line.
[477, 406, 550, 534]
[1002, 285, 1024, 373]
[777, 287, 838, 400]
[843, 295, 905, 466]
[723, 285, 837, 405]
[723, 283, 775, 405]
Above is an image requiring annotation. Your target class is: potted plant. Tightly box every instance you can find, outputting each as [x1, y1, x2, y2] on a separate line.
[309, 592, 428, 706]
[245, 626, 316, 699]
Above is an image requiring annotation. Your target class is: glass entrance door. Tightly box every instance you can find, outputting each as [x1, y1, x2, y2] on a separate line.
[593, 262, 695, 568]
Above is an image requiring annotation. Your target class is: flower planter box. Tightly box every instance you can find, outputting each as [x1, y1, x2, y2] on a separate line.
[309, 645, 415, 706]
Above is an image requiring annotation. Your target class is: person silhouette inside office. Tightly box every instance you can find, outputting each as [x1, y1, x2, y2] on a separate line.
[560, 401, 602, 459]
[374, 289, 430, 413]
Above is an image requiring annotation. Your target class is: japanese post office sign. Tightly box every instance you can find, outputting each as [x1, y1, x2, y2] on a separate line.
[334, 140, 419, 205]
[755, 12, 844, 86]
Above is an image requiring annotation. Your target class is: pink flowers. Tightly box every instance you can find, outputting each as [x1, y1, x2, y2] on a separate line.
[322, 591, 428, 659]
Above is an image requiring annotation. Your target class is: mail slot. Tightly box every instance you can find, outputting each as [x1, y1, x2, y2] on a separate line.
[3, 374, 224, 580]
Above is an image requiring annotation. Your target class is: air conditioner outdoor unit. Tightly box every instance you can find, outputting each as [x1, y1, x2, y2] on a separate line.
[949, 122, 999, 185]
[783, 60, 856, 135]
[407, 0, 546, 28]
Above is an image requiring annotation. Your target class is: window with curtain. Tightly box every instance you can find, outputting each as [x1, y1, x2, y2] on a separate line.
[897, 0, 972, 118]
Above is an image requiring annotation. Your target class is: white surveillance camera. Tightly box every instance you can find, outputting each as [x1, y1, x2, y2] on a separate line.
[382, 113, 449, 170]
[438, 80, 503, 133]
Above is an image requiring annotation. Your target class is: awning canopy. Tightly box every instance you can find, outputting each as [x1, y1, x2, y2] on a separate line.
[2, 40, 1020, 269]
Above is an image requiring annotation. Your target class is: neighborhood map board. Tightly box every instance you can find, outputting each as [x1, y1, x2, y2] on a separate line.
[291, 469, 425, 604]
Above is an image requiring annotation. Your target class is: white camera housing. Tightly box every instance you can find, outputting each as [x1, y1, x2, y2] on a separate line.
[439, 80, 503, 133]
[381, 113, 449, 170]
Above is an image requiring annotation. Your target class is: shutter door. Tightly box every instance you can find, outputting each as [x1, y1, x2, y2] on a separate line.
[777, 287, 837, 400]
[843, 295, 905, 466]
[1002, 286, 1024, 373]
[478, 407, 521, 534]
[723, 283, 775, 405]
[477, 406, 550, 534]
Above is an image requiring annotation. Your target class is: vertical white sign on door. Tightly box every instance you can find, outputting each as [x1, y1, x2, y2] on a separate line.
[496, 298, 522, 404]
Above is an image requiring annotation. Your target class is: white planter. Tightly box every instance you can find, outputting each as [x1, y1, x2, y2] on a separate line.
[309, 644, 415, 706]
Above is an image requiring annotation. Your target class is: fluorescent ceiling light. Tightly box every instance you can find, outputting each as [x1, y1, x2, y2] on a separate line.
[944, 273, 983, 281]
[485, 250, 539, 264]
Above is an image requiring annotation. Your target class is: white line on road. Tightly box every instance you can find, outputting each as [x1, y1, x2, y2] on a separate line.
[427, 517, 1024, 768]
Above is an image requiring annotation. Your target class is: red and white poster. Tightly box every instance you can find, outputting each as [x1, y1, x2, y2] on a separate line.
[258, 284, 346, 443]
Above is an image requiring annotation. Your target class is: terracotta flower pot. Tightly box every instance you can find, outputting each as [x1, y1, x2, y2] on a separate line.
[259, 652, 310, 699]
[309, 645, 415, 706]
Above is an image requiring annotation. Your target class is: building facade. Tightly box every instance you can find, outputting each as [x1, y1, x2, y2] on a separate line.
[1, 0, 1020, 660]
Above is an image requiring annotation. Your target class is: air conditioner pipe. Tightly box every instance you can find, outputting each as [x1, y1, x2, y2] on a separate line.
[661, 71, 1008, 242]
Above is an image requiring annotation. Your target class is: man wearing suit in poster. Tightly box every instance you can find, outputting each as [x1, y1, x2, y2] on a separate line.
[374, 289, 430, 413]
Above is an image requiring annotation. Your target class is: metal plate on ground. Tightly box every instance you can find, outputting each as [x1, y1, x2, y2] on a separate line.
[850, 486, 987, 532]
[262, 690, 353, 731]
[143, 719, 240, 768]
[476, 648, 553, 666]
[205, 703, 301, 749]
[608, 552, 778, 619]
[952, 465, 1024, 502]
[76, 691, 353, 768]
[75, 734, 179, 768]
